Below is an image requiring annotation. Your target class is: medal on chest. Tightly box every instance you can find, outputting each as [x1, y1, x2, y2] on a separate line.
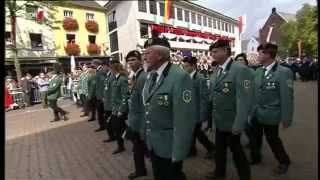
[222, 82, 230, 93]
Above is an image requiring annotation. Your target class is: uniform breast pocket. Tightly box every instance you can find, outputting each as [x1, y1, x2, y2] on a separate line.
[221, 81, 233, 94]
[155, 93, 170, 107]
[264, 81, 278, 91]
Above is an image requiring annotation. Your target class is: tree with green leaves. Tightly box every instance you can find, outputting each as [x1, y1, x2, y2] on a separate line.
[5, 0, 65, 86]
[279, 3, 318, 58]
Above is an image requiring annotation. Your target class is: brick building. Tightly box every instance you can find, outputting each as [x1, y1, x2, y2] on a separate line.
[259, 7, 296, 44]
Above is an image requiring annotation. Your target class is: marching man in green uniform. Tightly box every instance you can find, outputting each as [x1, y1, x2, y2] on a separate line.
[109, 58, 129, 154]
[249, 43, 293, 175]
[87, 65, 97, 122]
[181, 56, 216, 158]
[79, 63, 90, 117]
[126, 50, 148, 179]
[206, 40, 253, 180]
[92, 59, 108, 132]
[143, 34, 197, 180]
[47, 63, 69, 122]
[102, 61, 116, 143]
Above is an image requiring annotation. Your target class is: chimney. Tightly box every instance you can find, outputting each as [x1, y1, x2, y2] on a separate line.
[272, 7, 276, 13]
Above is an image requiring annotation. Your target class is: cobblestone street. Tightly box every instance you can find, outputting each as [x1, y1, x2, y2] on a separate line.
[5, 82, 318, 180]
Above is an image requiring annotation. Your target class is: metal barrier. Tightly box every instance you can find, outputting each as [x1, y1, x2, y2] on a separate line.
[9, 88, 25, 108]
[31, 88, 42, 104]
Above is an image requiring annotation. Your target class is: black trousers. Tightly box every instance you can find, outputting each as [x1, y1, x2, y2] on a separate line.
[150, 151, 186, 180]
[80, 94, 89, 114]
[214, 129, 251, 180]
[249, 118, 291, 165]
[96, 99, 105, 128]
[111, 113, 127, 148]
[48, 99, 67, 120]
[104, 110, 115, 139]
[88, 96, 97, 120]
[191, 123, 215, 153]
[130, 131, 147, 174]
[24, 92, 31, 106]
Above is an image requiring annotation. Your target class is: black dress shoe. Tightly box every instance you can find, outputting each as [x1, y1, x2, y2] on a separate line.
[128, 172, 147, 179]
[103, 138, 116, 143]
[273, 164, 289, 175]
[94, 127, 106, 132]
[112, 147, 125, 154]
[87, 118, 95, 122]
[80, 114, 88, 117]
[205, 171, 225, 180]
[250, 159, 262, 165]
[204, 150, 215, 159]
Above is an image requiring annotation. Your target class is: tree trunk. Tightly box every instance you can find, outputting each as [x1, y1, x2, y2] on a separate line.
[11, 14, 22, 87]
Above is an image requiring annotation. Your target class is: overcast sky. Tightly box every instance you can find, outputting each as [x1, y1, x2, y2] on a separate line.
[96, 0, 317, 39]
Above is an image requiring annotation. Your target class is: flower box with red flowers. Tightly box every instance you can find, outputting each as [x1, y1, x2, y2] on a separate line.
[63, 17, 79, 31]
[87, 43, 101, 55]
[65, 42, 80, 56]
[85, 20, 99, 33]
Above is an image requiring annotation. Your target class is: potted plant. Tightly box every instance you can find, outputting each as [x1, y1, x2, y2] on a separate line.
[87, 43, 101, 55]
[85, 20, 99, 33]
[65, 42, 80, 56]
[63, 17, 79, 31]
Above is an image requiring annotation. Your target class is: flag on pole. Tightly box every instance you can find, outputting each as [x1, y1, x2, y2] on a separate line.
[36, 8, 44, 22]
[266, 25, 274, 42]
[238, 15, 247, 35]
[164, 0, 172, 23]
[70, 55, 76, 73]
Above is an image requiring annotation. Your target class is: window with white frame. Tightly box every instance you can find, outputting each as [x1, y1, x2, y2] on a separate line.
[222, 22, 225, 31]
[63, 10, 73, 17]
[177, 8, 183, 21]
[159, 2, 164, 16]
[5, 31, 12, 45]
[225, 22, 228, 32]
[66, 34, 76, 43]
[86, 13, 94, 20]
[138, 0, 147, 12]
[184, 10, 190, 22]
[88, 35, 96, 44]
[29, 33, 43, 49]
[213, 18, 217, 29]
[217, 20, 221, 30]
[197, 14, 202, 25]
[140, 22, 149, 38]
[231, 24, 235, 33]
[203, 16, 207, 27]
[149, 0, 157, 15]
[191, 12, 196, 24]
[208, 17, 212, 28]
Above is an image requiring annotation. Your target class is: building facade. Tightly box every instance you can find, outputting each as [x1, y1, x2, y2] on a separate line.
[53, 1, 110, 70]
[5, 1, 57, 76]
[105, 0, 240, 64]
[259, 7, 296, 44]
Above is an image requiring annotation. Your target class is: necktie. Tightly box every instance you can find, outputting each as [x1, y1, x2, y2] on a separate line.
[217, 67, 223, 78]
[149, 72, 158, 93]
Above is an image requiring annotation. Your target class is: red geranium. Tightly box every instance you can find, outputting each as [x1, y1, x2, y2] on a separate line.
[85, 20, 99, 33]
[63, 17, 79, 31]
[65, 42, 80, 56]
[87, 43, 101, 55]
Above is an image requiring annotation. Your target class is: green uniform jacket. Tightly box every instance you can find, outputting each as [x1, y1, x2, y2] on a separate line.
[253, 63, 294, 126]
[95, 68, 107, 100]
[111, 74, 129, 113]
[142, 63, 197, 162]
[47, 74, 63, 100]
[87, 74, 96, 99]
[128, 69, 147, 133]
[192, 71, 210, 122]
[210, 59, 254, 132]
[78, 72, 89, 96]
[103, 71, 115, 111]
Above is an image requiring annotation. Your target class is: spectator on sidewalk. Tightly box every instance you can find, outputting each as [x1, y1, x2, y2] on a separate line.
[21, 73, 32, 107]
[37, 72, 50, 108]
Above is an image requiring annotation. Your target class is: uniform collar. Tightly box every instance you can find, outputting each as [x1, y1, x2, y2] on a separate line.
[134, 68, 143, 77]
[151, 61, 169, 82]
[116, 73, 120, 79]
[219, 57, 232, 72]
[190, 70, 196, 79]
[263, 61, 276, 75]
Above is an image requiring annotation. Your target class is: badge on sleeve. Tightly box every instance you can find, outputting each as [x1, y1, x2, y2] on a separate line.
[286, 79, 293, 88]
[182, 90, 192, 103]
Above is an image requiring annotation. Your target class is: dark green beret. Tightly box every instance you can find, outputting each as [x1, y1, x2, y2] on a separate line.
[209, 39, 231, 51]
[144, 37, 171, 49]
[126, 50, 142, 62]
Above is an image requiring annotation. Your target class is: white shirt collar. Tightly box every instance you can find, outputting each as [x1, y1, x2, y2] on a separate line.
[190, 70, 196, 79]
[116, 73, 120, 78]
[263, 61, 276, 75]
[134, 68, 143, 77]
[154, 61, 169, 82]
[219, 57, 232, 71]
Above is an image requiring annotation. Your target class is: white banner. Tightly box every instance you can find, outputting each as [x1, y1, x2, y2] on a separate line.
[161, 33, 177, 40]
[70, 55, 76, 73]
